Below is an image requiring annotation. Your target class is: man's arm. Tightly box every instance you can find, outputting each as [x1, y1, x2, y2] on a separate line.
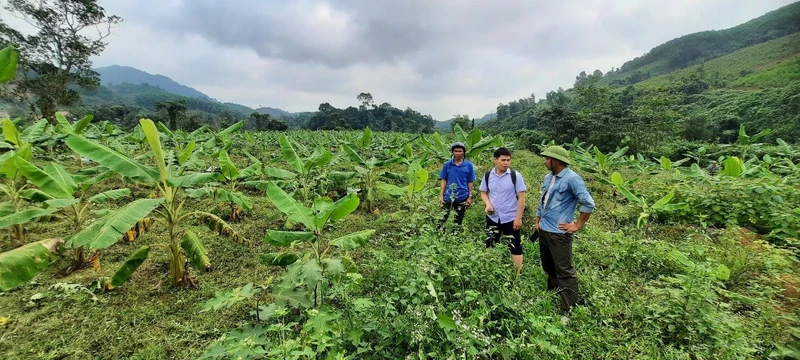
[466, 181, 474, 205]
[480, 190, 494, 214]
[439, 179, 447, 204]
[513, 191, 526, 230]
[558, 176, 596, 233]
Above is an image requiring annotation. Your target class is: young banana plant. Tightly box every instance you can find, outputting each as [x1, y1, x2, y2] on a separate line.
[277, 134, 337, 204]
[187, 150, 262, 222]
[261, 182, 375, 308]
[609, 171, 688, 229]
[376, 160, 430, 212]
[65, 119, 245, 288]
[336, 143, 400, 212]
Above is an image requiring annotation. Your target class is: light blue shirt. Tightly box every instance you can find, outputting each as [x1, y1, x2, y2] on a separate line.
[479, 168, 527, 224]
[536, 167, 595, 234]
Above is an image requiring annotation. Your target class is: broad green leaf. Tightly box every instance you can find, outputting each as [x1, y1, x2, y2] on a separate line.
[21, 119, 47, 143]
[140, 119, 168, 182]
[218, 150, 239, 179]
[238, 162, 261, 179]
[453, 124, 467, 142]
[18, 189, 54, 202]
[55, 112, 74, 134]
[43, 163, 77, 193]
[437, 313, 457, 332]
[329, 171, 357, 181]
[301, 259, 323, 289]
[217, 121, 244, 136]
[616, 184, 643, 205]
[341, 144, 365, 165]
[595, 147, 608, 168]
[329, 193, 360, 222]
[181, 230, 211, 272]
[305, 146, 332, 171]
[669, 249, 694, 268]
[660, 156, 672, 170]
[2, 118, 21, 146]
[409, 168, 428, 192]
[654, 203, 688, 211]
[260, 253, 299, 266]
[356, 127, 372, 148]
[466, 128, 482, 149]
[178, 140, 196, 165]
[106, 246, 149, 290]
[652, 191, 675, 208]
[376, 182, 405, 197]
[722, 157, 743, 177]
[265, 230, 314, 247]
[321, 258, 345, 276]
[167, 172, 224, 188]
[713, 264, 730, 281]
[0, 238, 61, 292]
[156, 122, 175, 138]
[0, 45, 19, 82]
[0, 202, 14, 217]
[73, 115, 93, 134]
[610, 172, 623, 186]
[0, 198, 78, 228]
[265, 182, 315, 230]
[217, 189, 252, 210]
[89, 189, 131, 203]
[67, 198, 163, 249]
[12, 156, 73, 199]
[261, 167, 296, 179]
[331, 229, 375, 251]
[467, 136, 495, 158]
[66, 135, 158, 183]
[279, 134, 304, 173]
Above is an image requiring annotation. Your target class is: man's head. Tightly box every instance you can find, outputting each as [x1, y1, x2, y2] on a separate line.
[493, 147, 512, 172]
[451, 142, 466, 160]
[540, 145, 571, 172]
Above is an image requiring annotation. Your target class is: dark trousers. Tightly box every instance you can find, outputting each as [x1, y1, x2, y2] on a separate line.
[437, 200, 467, 230]
[539, 230, 578, 312]
[485, 217, 523, 255]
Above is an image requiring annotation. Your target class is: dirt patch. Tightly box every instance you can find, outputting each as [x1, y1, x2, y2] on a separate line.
[780, 274, 800, 300]
[737, 228, 767, 252]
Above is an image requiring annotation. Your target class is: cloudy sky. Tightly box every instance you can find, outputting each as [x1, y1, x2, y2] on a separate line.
[3, 0, 797, 120]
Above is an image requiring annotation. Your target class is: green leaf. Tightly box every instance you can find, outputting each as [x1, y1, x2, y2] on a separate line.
[0, 45, 19, 82]
[106, 246, 150, 290]
[660, 156, 672, 170]
[329, 193, 360, 223]
[437, 313, 457, 332]
[0, 198, 78, 228]
[376, 182, 406, 197]
[218, 150, 239, 180]
[167, 172, 224, 188]
[21, 119, 48, 143]
[140, 119, 168, 182]
[89, 189, 131, 203]
[178, 140, 196, 165]
[453, 124, 467, 142]
[261, 167, 296, 179]
[0, 238, 61, 292]
[356, 127, 372, 148]
[713, 264, 730, 281]
[264, 230, 314, 247]
[43, 163, 77, 193]
[616, 184, 643, 205]
[11, 156, 74, 199]
[73, 115, 93, 135]
[67, 198, 163, 249]
[2, 118, 21, 146]
[18, 189, 53, 202]
[260, 253, 299, 266]
[321, 258, 344, 276]
[217, 121, 244, 136]
[305, 146, 333, 171]
[65, 135, 158, 183]
[652, 191, 675, 208]
[722, 157, 743, 177]
[329, 171, 357, 181]
[264, 182, 315, 230]
[55, 112, 74, 134]
[408, 168, 428, 192]
[610, 172, 624, 186]
[341, 143, 365, 165]
[181, 230, 212, 272]
[331, 229, 375, 251]
[201, 283, 260, 312]
[279, 134, 304, 173]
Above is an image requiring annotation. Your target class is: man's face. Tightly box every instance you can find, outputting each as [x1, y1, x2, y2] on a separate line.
[452, 148, 465, 160]
[544, 157, 553, 171]
[494, 155, 511, 171]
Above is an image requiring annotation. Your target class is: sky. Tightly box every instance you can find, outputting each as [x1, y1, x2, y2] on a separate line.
[2, 0, 796, 120]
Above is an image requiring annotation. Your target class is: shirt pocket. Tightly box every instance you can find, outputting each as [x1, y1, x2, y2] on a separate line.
[553, 181, 571, 202]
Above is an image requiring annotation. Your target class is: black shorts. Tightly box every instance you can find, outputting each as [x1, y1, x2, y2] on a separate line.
[485, 217, 523, 255]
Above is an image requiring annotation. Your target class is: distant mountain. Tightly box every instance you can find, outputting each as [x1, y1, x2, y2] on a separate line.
[95, 65, 213, 100]
[434, 113, 497, 130]
[255, 107, 292, 119]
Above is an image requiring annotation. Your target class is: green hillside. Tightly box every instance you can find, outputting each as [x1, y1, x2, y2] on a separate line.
[600, 1, 800, 86]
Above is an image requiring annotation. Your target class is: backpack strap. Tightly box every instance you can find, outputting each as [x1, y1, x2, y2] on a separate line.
[483, 171, 491, 192]
[510, 169, 517, 192]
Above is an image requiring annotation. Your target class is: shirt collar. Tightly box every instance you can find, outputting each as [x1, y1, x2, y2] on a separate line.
[553, 167, 571, 178]
[493, 167, 511, 176]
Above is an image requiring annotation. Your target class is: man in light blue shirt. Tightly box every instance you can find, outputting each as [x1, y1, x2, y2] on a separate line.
[480, 147, 527, 274]
[534, 145, 595, 313]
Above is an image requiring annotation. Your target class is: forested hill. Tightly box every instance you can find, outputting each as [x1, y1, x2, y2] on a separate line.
[482, 3, 800, 153]
[600, 1, 800, 87]
[96, 65, 213, 100]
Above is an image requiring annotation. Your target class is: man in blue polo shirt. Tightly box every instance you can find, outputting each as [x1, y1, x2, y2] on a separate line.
[535, 145, 595, 313]
[438, 142, 476, 230]
[480, 147, 527, 274]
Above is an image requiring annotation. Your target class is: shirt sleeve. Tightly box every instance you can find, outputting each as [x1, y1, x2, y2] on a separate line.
[516, 172, 527, 192]
[468, 163, 476, 182]
[570, 175, 596, 213]
[439, 161, 448, 180]
[536, 175, 545, 217]
[479, 172, 488, 192]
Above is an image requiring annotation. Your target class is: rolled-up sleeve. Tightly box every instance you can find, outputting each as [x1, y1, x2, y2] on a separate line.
[571, 176, 595, 213]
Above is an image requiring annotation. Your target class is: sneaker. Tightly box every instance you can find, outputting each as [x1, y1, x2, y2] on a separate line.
[560, 315, 571, 326]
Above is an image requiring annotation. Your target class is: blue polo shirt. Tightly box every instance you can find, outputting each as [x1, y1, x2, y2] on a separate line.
[439, 159, 476, 202]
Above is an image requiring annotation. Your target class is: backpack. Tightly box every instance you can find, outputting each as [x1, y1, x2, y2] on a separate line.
[484, 169, 518, 198]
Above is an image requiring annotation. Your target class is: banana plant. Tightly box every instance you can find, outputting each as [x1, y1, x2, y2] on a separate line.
[65, 119, 244, 288]
[609, 171, 688, 229]
[376, 160, 430, 211]
[262, 182, 375, 308]
[277, 134, 336, 204]
[0, 44, 18, 83]
[736, 124, 771, 160]
[573, 146, 630, 176]
[335, 143, 399, 212]
[187, 150, 262, 222]
[9, 155, 133, 270]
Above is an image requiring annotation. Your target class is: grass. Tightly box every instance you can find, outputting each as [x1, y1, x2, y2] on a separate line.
[1, 149, 798, 359]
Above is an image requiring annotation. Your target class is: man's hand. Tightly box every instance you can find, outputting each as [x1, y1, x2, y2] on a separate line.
[466, 196, 473, 206]
[533, 221, 540, 232]
[484, 205, 495, 215]
[558, 222, 580, 233]
[513, 218, 522, 230]
[439, 194, 444, 206]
